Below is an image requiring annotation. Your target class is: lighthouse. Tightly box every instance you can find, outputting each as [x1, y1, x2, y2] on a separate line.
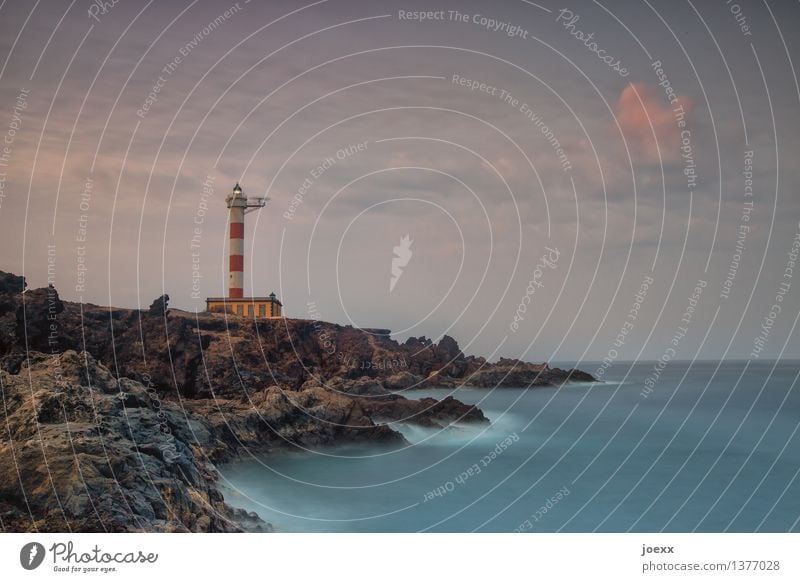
[205, 183, 283, 317]
[226, 182, 250, 298]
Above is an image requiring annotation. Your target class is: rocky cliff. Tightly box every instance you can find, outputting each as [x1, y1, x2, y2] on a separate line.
[0, 271, 593, 532]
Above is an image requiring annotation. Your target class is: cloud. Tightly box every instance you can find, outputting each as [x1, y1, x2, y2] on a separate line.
[615, 82, 692, 163]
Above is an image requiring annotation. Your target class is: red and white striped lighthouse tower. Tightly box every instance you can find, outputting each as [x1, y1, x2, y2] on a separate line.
[225, 183, 267, 298]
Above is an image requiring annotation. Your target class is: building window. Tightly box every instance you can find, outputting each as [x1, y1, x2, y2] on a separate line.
[259, 304, 266, 317]
[248, 304, 253, 317]
[236, 304, 243, 315]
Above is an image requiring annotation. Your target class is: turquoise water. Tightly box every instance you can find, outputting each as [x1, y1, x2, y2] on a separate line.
[218, 361, 800, 532]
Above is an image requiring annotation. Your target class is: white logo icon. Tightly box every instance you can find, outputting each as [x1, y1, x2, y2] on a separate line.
[390, 234, 413, 293]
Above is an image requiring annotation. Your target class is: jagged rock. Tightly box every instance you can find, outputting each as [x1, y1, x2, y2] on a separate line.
[181, 385, 403, 460]
[0, 269, 596, 532]
[15, 284, 65, 355]
[0, 271, 24, 295]
[336, 376, 389, 396]
[437, 334, 463, 359]
[148, 294, 169, 316]
[0, 351, 270, 533]
[383, 371, 423, 391]
[359, 394, 487, 428]
[0, 271, 594, 394]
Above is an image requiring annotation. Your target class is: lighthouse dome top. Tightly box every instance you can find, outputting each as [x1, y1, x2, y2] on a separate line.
[232, 182, 243, 195]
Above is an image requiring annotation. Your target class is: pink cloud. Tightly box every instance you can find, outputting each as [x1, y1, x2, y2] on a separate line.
[616, 82, 692, 162]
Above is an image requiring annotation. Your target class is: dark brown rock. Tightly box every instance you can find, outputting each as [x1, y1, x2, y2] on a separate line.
[0, 351, 270, 532]
[0, 270, 595, 532]
[148, 294, 169, 316]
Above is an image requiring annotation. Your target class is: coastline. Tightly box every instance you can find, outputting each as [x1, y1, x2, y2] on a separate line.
[0, 271, 595, 532]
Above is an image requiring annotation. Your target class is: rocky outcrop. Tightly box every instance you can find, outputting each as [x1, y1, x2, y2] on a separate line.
[0, 351, 269, 532]
[464, 358, 595, 387]
[0, 271, 594, 396]
[359, 395, 487, 428]
[0, 270, 594, 532]
[148, 294, 169, 317]
[181, 385, 404, 463]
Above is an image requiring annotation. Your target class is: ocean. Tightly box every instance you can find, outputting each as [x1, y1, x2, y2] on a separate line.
[218, 360, 800, 532]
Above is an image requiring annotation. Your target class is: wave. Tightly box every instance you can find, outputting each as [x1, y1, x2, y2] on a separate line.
[393, 409, 524, 446]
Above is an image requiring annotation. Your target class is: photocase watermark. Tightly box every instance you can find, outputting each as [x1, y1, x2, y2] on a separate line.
[306, 301, 392, 379]
[75, 176, 93, 296]
[43, 244, 70, 389]
[555, 9, 628, 77]
[190, 175, 215, 300]
[320, 351, 409, 372]
[137, 373, 180, 463]
[509, 247, 560, 332]
[750, 222, 800, 358]
[20, 542, 46, 570]
[44, 540, 158, 574]
[0, 87, 29, 212]
[450, 10, 530, 39]
[720, 149, 754, 300]
[512, 100, 572, 172]
[595, 274, 654, 379]
[390, 234, 413, 293]
[726, 0, 753, 37]
[136, 3, 244, 119]
[423, 432, 519, 502]
[357, 357, 408, 371]
[307, 301, 337, 356]
[641, 279, 706, 398]
[397, 9, 530, 39]
[451, 74, 572, 172]
[651, 59, 695, 189]
[652, 60, 681, 108]
[514, 485, 571, 531]
[87, 0, 121, 23]
[284, 140, 369, 220]
[680, 126, 697, 191]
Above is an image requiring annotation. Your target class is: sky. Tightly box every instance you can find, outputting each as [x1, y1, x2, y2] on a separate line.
[1, 0, 799, 363]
